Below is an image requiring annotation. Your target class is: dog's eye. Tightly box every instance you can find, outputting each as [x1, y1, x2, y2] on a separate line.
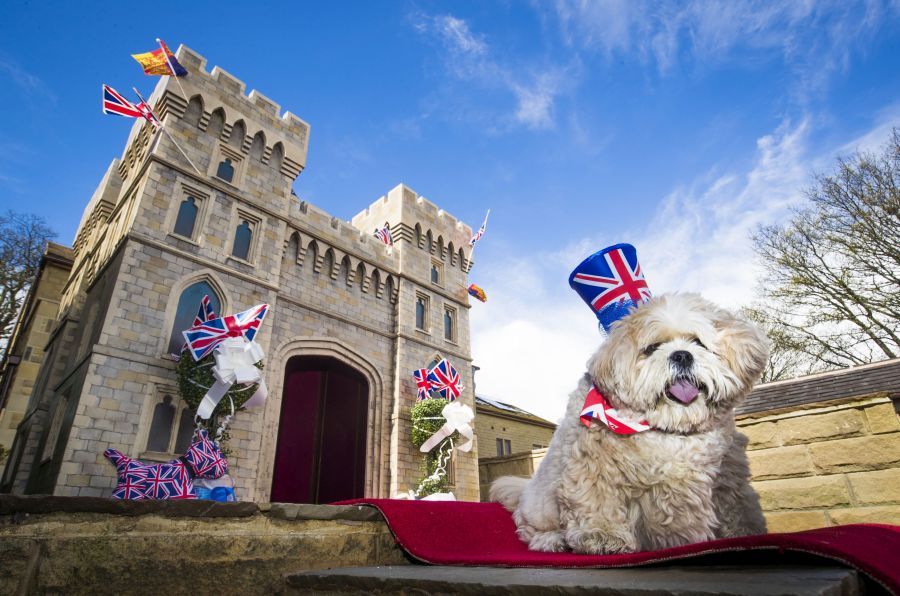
[642, 343, 661, 356]
[691, 337, 707, 350]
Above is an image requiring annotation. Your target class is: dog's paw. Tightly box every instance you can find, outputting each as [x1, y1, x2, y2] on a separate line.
[527, 530, 568, 553]
[566, 527, 637, 554]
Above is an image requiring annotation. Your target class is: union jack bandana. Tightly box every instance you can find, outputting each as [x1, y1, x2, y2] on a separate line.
[426, 358, 463, 401]
[413, 368, 432, 401]
[580, 385, 651, 435]
[569, 243, 651, 334]
[182, 303, 268, 361]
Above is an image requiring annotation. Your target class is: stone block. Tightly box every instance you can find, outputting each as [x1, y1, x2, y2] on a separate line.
[809, 434, 900, 473]
[764, 510, 829, 533]
[739, 421, 781, 449]
[748, 445, 813, 480]
[754, 475, 850, 511]
[779, 409, 867, 445]
[827, 505, 900, 526]
[846, 468, 900, 505]
[864, 403, 900, 434]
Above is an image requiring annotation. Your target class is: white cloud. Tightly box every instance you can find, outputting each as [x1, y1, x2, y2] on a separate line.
[471, 112, 900, 421]
[413, 12, 569, 130]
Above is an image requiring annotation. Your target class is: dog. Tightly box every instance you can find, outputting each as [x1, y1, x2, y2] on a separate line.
[490, 292, 769, 554]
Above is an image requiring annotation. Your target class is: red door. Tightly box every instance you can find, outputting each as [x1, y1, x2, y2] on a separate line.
[270, 356, 368, 503]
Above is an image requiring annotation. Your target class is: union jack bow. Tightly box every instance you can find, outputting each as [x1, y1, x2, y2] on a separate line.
[102, 84, 160, 129]
[374, 225, 393, 246]
[580, 385, 651, 435]
[426, 358, 463, 401]
[413, 368, 432, 401]
[182, 303, 268, 361]
[569, 243, 651, 334]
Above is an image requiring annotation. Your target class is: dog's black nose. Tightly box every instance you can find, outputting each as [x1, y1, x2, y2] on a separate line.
[669, 350, 693, 367]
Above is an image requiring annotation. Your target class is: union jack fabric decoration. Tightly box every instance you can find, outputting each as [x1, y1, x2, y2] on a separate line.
[426, 358, 463, 401]
[105, 450, 197, 500]
[374, 225, 393, 246]
[182, 303, 268, 362]
[102, 84, 160, 129]
[469, 209, 490, 247]
[580, 385, 651, 435]
[183, 430, 229, 478]
[569, 243, 652, 334]
[412, 368, 432, 401]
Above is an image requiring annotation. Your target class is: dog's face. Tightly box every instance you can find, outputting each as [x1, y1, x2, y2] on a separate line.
[589, 293, 770, 434]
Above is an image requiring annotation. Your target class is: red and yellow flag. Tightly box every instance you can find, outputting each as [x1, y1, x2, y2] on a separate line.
[132, 40, 188, 77]
[467, 284, 487, 303]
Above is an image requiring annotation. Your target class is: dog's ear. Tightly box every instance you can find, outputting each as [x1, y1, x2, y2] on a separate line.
[713, 310, 771, 389]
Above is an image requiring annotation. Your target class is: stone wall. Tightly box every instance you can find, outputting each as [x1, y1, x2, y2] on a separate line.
[478, 448, 548, 501]
[475, 411, 556, 460]
[738, 393, 900, 532]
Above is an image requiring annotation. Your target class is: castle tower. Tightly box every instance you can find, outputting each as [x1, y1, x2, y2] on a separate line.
[3, 46, 480, 502]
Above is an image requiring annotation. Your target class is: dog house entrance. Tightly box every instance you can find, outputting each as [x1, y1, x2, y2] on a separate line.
[271, 356, 368, 503]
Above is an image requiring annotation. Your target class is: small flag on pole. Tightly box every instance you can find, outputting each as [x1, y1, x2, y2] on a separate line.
[132, 40, 188, 76]
[374, 225, 393, 246]
[102, 85, 160, 128]
[467, 284, 487, 303]
[412, 368, 432, 401]
[469, 209, 490, 247]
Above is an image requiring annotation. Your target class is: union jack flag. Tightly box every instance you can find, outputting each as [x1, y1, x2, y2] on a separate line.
[179, 295, 216, 355]
[184, 430, 229, 478]
[102, 84, 160, 128]
[374, 225, 393, 246]
[182, 303, 269, 361]
[426, 358, 463, 401]
[469, 209, 490, 247]
[571, 247, 651, 314]
[412, 368, 432, 401]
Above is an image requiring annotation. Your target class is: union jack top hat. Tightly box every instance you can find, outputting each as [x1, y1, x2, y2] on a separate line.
[569, 243, 652, 334]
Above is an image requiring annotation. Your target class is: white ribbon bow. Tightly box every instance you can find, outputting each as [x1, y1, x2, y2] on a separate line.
[419, 401, 475, 454]
[197, 337, 268, 419]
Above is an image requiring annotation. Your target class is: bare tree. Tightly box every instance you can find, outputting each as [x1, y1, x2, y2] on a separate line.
[0, 211, 57, 352]
[751, 128, 900, 375]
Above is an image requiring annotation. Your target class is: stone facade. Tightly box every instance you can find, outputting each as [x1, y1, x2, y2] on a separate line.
[1, 46, 479, 502]
[474, 396, 556, 460]
[0, 243, 73, 487]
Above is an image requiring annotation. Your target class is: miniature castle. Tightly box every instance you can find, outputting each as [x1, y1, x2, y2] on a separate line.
[1, 46, 479, 501]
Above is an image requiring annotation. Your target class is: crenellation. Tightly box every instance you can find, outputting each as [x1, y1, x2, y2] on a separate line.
[247, 89, 280, 116]
[209, 65, 246, 96]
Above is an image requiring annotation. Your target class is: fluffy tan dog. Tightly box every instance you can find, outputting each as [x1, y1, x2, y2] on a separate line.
[490, 293, 770, 554]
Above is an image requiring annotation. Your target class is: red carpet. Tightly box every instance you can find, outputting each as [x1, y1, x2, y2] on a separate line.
[338, 499, 900, 594]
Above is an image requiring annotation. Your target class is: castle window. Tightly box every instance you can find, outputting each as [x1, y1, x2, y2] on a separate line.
[231, 219, 254, 260]
[415, 293, 429, 331]
[167, 281, 222, 355]
[444, 306, 456, 342]
[173, 196, 199, 239]
[431, 260, 443, 286]
[143, 392, 196, 459]
[41, 390, 70, 463]
[216, 158, 235, 183]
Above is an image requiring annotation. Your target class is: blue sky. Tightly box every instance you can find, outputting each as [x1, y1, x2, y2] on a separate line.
[2, 1, 899, 420]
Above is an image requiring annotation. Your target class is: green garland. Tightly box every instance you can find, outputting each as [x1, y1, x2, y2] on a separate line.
[175, 352, 263, 431]
[410, 397, 459, 497]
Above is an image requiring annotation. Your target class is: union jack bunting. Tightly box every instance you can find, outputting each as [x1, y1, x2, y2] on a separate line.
[183, 430, 228, 478]
[412, 368, 432, 401]
[580, 385, 651, 435]
[374, 225, 393, 246]
[569, 243, 651, 334]
[102, 84, 160, 128]
[468, 209, 490, 247]
[182, 303, 269, 361]
[426, 358, 463, 401]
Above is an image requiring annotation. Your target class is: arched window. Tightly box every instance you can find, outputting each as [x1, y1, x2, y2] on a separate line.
[166, 281, 222, 355]
[146, 395, 176, 452]
[229, 120, 246, 149]
[172, 407, 195, 454]
[184, 95, 203, 127]
[216, 158, 235, 182]
[173, 196, 199, 238]
[232, 220, 253, 260]
[270, 142, 284, 172]
[207, 108, 225, 139]
[250, 131, 266, 161]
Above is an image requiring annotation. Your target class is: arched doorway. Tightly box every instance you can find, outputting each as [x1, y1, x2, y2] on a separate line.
[270, 356, 369, 503]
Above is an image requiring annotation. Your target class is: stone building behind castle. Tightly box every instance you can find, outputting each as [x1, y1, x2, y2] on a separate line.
[1, 46, 480, 502]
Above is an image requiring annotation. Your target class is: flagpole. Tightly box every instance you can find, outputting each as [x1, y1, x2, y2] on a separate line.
[133, 86, 203, 177]
[157, 38, 190, 101]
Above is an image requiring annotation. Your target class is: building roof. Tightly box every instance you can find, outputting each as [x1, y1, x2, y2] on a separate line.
[475, 395, 557, 429]
[737, 358, 900, 415]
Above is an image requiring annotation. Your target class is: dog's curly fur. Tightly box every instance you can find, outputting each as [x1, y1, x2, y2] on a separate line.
[490, 293, 770, 554]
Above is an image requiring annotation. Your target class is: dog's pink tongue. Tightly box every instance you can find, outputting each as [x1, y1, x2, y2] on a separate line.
[668, 380, 700, 404]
